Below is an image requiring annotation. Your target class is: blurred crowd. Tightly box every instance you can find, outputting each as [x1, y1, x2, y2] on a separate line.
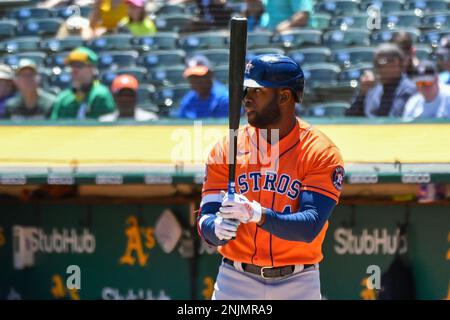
[0, 0, 449, 121]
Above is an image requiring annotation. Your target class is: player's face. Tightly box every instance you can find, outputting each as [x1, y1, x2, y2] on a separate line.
[243, 87, 281, 128]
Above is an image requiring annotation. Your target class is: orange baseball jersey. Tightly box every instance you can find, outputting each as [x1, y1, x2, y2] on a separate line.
[200, 118, 344, 266]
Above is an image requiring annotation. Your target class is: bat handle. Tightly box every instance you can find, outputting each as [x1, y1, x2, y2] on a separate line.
[228, 181, 236, 195]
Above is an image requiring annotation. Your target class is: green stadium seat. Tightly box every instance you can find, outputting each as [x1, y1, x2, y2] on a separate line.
[420, 29, 450, 45]
[302, 63, 341, 87]
[323, 29, 371, 49]
[139, 50, 186, 70]
[1, 36, 41, 53]
[332, 14, 370, 29]
[405, 0, 449, 13]
[361, 0, 405, 14]
[315, 0, 361, 16]
[247, 31, 273, 49]
[152, 83, 191, 116]
[134, 32, 179, 51]
[47, 51, 70, 69]
[288, 47, 332, 66]
[155, 4, 188, 15]
[50, 71, 72, 90]
[98, 50, 139, 70]
[88, 34, 134, 51]
[312, 14, 332, 29]
[332, 47, 376, 68]
[339, 63, 373, 81]
[212, 65, 229, 84]
[54, 6, 92, 19]
[180, 31, 228, 51]
[422, 12, 450, 30]
[193, 49, 229, 67]
[19, 18, 63, 37]
[41, 36, 85, 53]
[0, 20, 17, 39]
[247, 48, 285, 61]
[148, 65, 187, 86]
[414, 44, 432, 60]
[8, 7, 53, 20]
[383, 11, 424, 29]
[3, 51, 47, 68]
[272, 29, 322, 49]
[154, 14, 194, 32]
[371, 28, 421, 44]
[306, 101, 351, 117]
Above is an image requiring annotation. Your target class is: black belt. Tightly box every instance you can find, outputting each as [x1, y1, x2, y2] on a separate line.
[223, 258, 315, 279]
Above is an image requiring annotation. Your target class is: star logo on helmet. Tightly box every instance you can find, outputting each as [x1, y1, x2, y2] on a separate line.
[245, 62, 254, 74]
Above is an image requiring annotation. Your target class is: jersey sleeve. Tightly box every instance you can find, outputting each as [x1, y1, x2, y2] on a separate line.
[201, 137, 229, 202]
[300, 146, 345, 203]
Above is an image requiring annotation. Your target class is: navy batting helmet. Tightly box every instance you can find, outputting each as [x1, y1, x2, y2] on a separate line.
[243, 54, 305, 102]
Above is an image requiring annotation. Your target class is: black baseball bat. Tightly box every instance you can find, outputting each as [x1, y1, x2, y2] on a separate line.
[228, 17, 247, 195]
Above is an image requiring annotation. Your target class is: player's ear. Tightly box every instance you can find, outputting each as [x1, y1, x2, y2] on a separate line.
[279, 89, 290, 104]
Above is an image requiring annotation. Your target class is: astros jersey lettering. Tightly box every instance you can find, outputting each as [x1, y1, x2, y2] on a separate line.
[200, 118, 344, 267]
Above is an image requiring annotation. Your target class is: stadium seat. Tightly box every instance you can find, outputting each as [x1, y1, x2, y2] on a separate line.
[7, 7, 53, 20]
[134, 32, 179, 51]
[371, 28, 421, 44]
[315, 0, 361, 16]
[148, 65, 187, 86]
[88, 34, 134, 51]
[47, 51, 71, 69]
[180, 31, 228, 51]
[54, 5, 92, 19]
[50, 71, 72, 90]
[98, 50, 139, 70]
[422, 12, 450, 30]
[312, 14, 332, 29]
[332, 47, 376, 68]
[288, 47, 332, 66]
[405, 0, 449, 13]
[272, 29, 322, 49]
[322, 29, 371, 49]
[302, 63, 341, 87]
[332, 14, 370, 29]
[361, 0, 405, 14]
[247, 48, 285, 61]
[306, 101, 351, 117]
[19, 18, 63, 37]
[414, 44, 432, 60]
[152, 83, 191, 116]
[155, 4, 188, 15]
[3, 51, 47, 68]
[139, 50, 186, 70]
[247, 31, 273, 49]
[192, 49, 229, 67]
[101, 67, 149, 87]
[212, 65, 229, 84]
[41, 36, 85, 53]
[154, 14, 194, 32]
[382, 11, 424, 29]
[0, 20, 17, 39]
[420, 29, 450, 45]
[1, 36, 41, 53]
[339, 63, 374, 81]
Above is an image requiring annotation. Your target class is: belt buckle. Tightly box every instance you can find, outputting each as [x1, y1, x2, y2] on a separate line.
[260, 266, 273, 279]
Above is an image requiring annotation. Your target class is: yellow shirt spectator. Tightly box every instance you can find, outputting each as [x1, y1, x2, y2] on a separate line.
[91, 0, 128, 30]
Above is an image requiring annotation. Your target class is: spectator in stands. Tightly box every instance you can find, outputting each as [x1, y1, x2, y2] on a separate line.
[0, 64, 16, 119]
[403, 61, 450, 120]
[56, 14, 94, 40]
[4, 59, 56, 120]
[345, 43, 416, 117]
[99, 74, 158, 121]
[259, 0, 315, 32]
[89, 0, 128, 35]
[244, 0, 264, 31]
[177, 55, 229, 119]
[51, 47, 116, 120]
[118, 0, 157, 36]
[171, 0, 232, 31]
[436, 35, 450, 86]
[391, 32, 420, 76]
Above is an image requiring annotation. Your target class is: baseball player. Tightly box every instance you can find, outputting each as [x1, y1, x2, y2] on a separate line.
[197, 54, 345, 300]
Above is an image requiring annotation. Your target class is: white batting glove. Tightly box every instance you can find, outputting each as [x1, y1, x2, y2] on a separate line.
[218, 192, 262, 224]
[214, 216, 240, 240]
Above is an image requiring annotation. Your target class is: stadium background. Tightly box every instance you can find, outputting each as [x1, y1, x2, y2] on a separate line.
[0, 0, 449, 300]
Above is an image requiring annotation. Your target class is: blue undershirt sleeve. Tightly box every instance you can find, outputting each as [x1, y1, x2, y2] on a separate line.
[260, 190, 336, 243]
[197, 202, 229, 247]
